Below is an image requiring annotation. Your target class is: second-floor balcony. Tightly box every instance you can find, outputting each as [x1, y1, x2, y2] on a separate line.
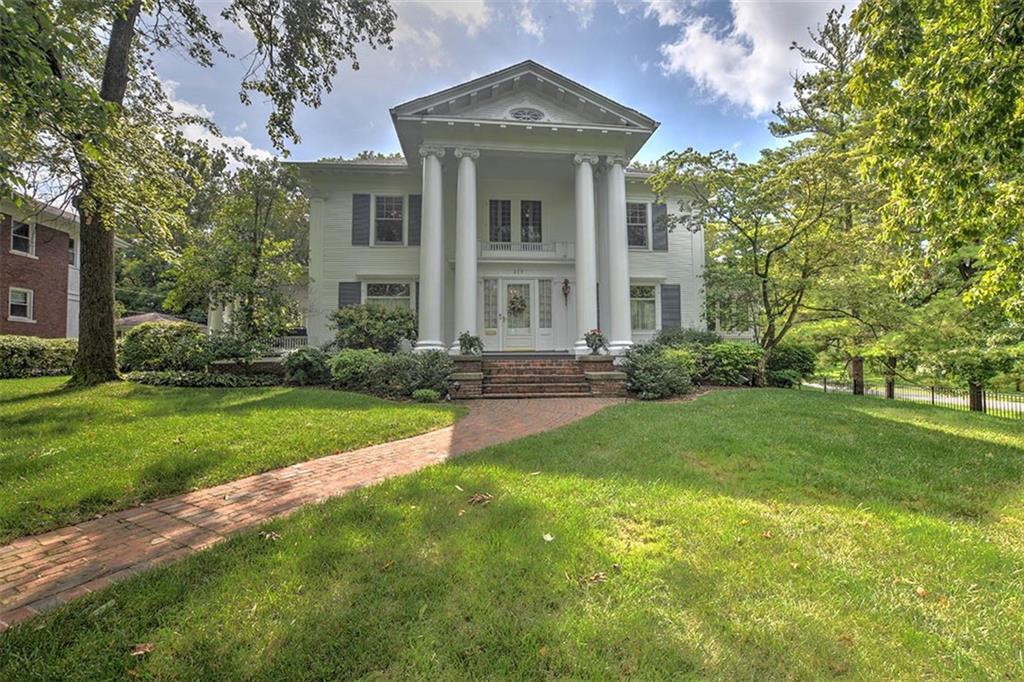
[478, 240, 575, 261]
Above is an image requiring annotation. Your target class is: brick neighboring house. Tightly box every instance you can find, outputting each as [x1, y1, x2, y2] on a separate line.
[0, 198, 126, 339]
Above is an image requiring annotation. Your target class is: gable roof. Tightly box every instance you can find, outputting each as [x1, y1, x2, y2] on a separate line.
[390, 60, 658, 131]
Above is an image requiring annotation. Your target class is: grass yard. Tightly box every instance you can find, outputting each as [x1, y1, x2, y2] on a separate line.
[3, 389, 1024, 678]
[0, 377, 461, 543]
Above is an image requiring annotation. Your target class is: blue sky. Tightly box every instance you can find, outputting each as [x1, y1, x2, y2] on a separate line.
[156, 0, 849, 164]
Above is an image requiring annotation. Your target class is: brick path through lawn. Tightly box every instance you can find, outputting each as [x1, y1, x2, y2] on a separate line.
[0, 398, 619, 632]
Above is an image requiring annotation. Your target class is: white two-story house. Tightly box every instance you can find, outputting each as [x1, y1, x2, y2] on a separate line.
[295, 61, 704, 356]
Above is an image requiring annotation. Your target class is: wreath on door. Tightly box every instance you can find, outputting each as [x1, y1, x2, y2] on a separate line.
[507, 289, 528, 316]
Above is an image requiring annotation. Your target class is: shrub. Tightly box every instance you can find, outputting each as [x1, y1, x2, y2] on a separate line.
[706, 342, 764, 386]
[410, 350, 454, 396]
[329, 348, 383, 392]
[0, 336, 78, 378]
[124, 371, 280, 387]
[458, 332, 483, 356]
[283, 347, 330, 385]
[655, 327, 721, 348]
[663, 347, 700, 378]
[622, 344, 693, 400]
[205, 331, 268, 365]
[412, 388, 441, 403]
[766, 342, 817, 387]
[119, 322, 207, 372]
[330, 304, 417, 353]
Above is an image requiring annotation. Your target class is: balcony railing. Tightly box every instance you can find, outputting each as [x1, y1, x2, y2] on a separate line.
[478, 240, 574, 260]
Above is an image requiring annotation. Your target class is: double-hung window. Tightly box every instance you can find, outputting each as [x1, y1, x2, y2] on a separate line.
[68, 237, 77, 266]
[374, 196, 404, 244]
[521, 200, 542, 243]
[489, 199, 511, 242]
[11, 222, 34, 256]
[630, 285, 657, 331]
[8, 288, 33, 321]
[365, 283, 411, 310]
[626, 203, 648, 249]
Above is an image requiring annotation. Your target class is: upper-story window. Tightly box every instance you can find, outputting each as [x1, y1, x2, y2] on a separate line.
[489, 199, 511, 242]
[509, 107, 544, 122]
[11, 222, 34, 256]
[627, 202, 648, 249]
[374, 196, 404, 244]
[521, 200, 542, 243]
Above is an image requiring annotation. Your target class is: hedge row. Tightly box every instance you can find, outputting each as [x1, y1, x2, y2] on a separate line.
[124, 371, 281, 388]
[0, 336, 78, 379]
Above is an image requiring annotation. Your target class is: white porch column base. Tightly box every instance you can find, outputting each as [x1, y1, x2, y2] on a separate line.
[573, 153, 599, 354]
[450, 147, 479, 355]
[606, 156, 633, 355]
[415, 145, 446, 353]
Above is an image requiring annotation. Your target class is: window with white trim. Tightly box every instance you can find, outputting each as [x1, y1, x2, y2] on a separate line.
[8, 288, 33, 320]
[627, 203, 648, 248]
[11, 222, 34, 255]
[489, 200, 511, 242]
[68, 237, 77, 266]
[630, 285, 656, 331]
[374, 196, 404, 244]
[521, 200, 542, 243]
[484, 279, 498, 328]
[365, 282, 411, 309]
[538, 280, 552, 329]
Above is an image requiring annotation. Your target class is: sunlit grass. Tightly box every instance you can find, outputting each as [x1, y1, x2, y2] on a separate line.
[0, 377, 461, 542]
[2, 389, 1023, 678]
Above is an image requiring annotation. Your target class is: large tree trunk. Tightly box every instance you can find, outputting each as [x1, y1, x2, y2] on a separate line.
[851, 356, 865, 395]
[69, 1, 141, 385]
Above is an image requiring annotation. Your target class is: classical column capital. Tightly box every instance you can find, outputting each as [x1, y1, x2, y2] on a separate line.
[573, 153, 600, 166]
[419, 145, 446, 159]
[606, 155, 629, 168]
[453, 147, 480, 160]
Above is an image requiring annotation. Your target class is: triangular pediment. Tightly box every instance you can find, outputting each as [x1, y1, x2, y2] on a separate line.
[390, 61, 657, 131]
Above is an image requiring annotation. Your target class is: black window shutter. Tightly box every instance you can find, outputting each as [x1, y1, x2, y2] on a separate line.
[338, 282, 361, 308]
[408, 194, 422, 245]
[660, 284, 681, 329]
[652, 203, 668, 251]
[352, 194, 370, 246]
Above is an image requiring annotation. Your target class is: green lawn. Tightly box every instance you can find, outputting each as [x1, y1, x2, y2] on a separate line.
[0, 377, 461, 543]
[3, 390, 1024, 679]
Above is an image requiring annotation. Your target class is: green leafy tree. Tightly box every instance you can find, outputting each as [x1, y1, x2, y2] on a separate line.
[1, 0, 396, 384]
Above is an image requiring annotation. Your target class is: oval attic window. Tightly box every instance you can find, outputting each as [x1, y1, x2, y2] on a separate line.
[509, 107, 544, 122]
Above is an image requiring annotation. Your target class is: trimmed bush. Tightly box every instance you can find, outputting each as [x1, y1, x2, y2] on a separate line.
[706, 342, 764, 386]
[622, 344, 693, 400]
[119, 322, 207, 372]
[412, 388, 441, 403]
[330, 304, 417, 353]
[766, 342, 816, 388]
[124, 371, 280, 387]
[0, 336, 78, 378]
[663, 347, 700, 378]
[655, 327, 721, 348]
[283, 347, 330, 386]
[329, 348, 382, 392]
[205, 331, 268, 365]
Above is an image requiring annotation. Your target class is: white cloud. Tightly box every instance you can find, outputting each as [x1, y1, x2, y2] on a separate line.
[234, 120, 248, 132]
[564, 0, 596, 27]
[408, 0, 491, 36]
[518, 0, 544, 39]
[164, 81, 273, 164]
[643, 0, 686, 26]
[658, 0, 850, 116]
[392, 23, 449, 70]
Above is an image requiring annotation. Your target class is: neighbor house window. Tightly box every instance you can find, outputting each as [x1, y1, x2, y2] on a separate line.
[489, 199, 511, 242]
[374, 196, 404, 244]
[365, 282, 411, 309]
[11, 222, 34, 256]
[68, 237, 77, 266]
[627, 203, 648, 248]
[8, 288, 33, 321]
[630, 285, 656, 331]
[538, 279, 552, 329]
[521, 200, 542, 243]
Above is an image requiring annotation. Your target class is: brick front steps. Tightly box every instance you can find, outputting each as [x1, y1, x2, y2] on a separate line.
[451, 355, 627, 399]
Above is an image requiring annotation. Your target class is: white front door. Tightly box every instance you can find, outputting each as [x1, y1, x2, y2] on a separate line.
[500, 280, 535, 350]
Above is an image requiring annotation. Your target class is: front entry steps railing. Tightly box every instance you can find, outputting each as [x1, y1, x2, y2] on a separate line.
[451, 355, 626, 399]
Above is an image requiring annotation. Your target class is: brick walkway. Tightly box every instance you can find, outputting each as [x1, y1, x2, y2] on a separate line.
[0, 398, 618, 631]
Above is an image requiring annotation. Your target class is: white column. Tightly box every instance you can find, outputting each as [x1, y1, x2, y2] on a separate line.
[606, 156, 632, 354]
[451, 148, 479, 354]
[573, 154, 599, 356]
[415, 145, 446, 352]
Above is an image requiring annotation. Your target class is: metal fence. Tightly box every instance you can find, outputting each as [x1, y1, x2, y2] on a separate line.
[804, 377, 1024, 420]
[270, 335, 308, 352]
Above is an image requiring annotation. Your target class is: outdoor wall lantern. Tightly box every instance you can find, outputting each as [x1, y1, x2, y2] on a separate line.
[561, 279, 571, 306]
